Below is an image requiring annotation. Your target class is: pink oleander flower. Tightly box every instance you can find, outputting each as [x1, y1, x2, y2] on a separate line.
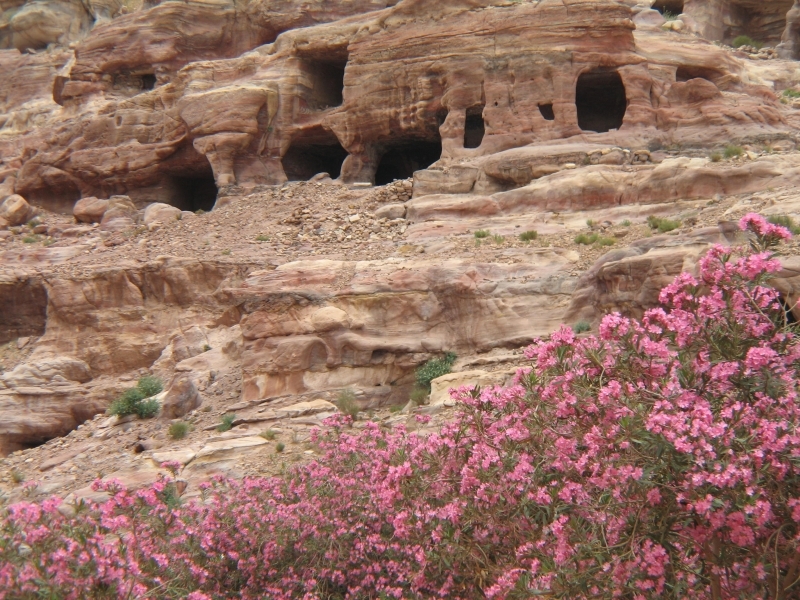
[1, 216, 797, 599]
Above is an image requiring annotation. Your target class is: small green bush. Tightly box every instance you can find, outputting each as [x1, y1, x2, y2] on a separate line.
[221, 249, 231, 256]
[260, 429, 277, 441]
[203, 344, 211, 352]
[724, 145, 744, 159]
[492, 234, 505, 244]
[732, 35, 762, 49]
[519, 230, 538, 242]
[410, 386, 429, 405]
[217, 413, 236, 433]
[22, 236, 39, 244]
[767, 215, 800, 235]
[783, 89, 800, 99]
[647, 215, 681, 233]
[621, 219, 632, 227]
[575, 233, 599, 245]
[710, 152, 723, 163]
[275, 442, 285, 453]
[586, 219, 595, 227]
[662, 10, 679, 21]
[168, 421, 190, 440]
[335, 389, 360, 420]
[11, 470, 24, 484]
[596, 236, 615, 247]
[256, 235, 270, 242]
[135, 398, 160, 419]
[107, 388, 146, 417]
[137, 376, 163, 398]
[195, 209, 206, 215]
[415, 352, 457, 391]
[572, 321, 591, 334]
[474, 230, 490, 239]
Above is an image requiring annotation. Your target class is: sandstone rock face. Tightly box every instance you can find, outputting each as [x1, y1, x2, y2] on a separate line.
[0, 193, 31, 225]
[0, 0, 795, 212]
[73, 197, 108, 223]
[234, 254, 574, 406]
[160, 376, 201, 419]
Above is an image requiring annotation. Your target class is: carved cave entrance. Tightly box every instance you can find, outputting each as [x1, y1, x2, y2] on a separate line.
[168, 173, 218, 212]
[302, 58, 347, 111]
[283, 127, 349, 181]
[464, 106, 485, 149]
[729, 1, 793, 46]
[375, 138, 442, 185]
[576, 70, 627, 133]
[651, 0, 683, 16]
[539, 103, 555, 121]
[0, 278, 47, 345]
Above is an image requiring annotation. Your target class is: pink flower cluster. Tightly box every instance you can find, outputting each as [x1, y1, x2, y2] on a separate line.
[1, 215, 799, 599]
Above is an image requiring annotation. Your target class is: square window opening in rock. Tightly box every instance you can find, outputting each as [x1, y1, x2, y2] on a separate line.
[0, 279, 47, 345]
[539, 103, 555, 121]
[302, 59, 348, 110]
[576, 70, 627, 133]
[375, 138, 442, 185]
[141, 73, 157, 90]
[464, 106, 486, 149]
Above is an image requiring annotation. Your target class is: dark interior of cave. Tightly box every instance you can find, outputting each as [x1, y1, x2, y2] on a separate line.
[303, 59, 347, 110]
[464, 106, 486, 149]
[283, 127, 349, 180]
[375, 138, 442, 185]
[651, 0, 684, 16]
[170, 174, 218, 212]
[575, 70, 627, 133]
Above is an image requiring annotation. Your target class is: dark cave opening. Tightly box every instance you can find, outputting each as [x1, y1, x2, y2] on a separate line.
[576, 70, 628, 133]
[283, 127, 349, 180]
[539, 103, 555, 121]
[302, 59, 347, 110]
[463, 106, 486, 149]
[141, 73, 157, 91]
[170, 174, 218, 212]
[651, 0, 684, 16]
[0, 278, 47, 345]
[375, 138, 442, 185]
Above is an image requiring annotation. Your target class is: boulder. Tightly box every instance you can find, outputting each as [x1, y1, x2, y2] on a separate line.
[429, 370, 511, 406]
[160, 376, 202, 419]
[73, 196, 109, 223]
[100, 195, 137, 232]
[375, 203, 407, 220]
[0, 194, 33, 226]
[143, 202, 181, 226]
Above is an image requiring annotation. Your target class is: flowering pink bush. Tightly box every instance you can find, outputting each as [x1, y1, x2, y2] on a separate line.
[1, 214, 799, 599]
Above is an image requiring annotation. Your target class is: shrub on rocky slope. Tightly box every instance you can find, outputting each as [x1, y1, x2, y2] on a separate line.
[1, 215, 799, 599]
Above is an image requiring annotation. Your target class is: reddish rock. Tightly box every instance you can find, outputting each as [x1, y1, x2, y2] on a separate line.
[0, 194, 32, 226]
[73, 196, 109, 223]
[161, 377, 202, 419]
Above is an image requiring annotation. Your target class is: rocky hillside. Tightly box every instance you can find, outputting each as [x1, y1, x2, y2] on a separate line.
[2, 0, 800, 504]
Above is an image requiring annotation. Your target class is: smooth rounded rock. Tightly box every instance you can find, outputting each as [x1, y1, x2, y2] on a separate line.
[0, 194, 33, 226]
